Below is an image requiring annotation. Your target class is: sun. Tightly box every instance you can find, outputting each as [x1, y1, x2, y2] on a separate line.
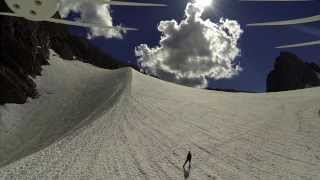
[194, 0, 213, 8]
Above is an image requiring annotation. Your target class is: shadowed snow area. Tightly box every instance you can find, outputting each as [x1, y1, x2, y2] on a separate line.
[0, 51, 320, 179]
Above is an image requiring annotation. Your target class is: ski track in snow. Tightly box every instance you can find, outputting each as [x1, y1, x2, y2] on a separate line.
[0, 51, 320, 179]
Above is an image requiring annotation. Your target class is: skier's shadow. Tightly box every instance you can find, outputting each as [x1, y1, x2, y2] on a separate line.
[183, 166, 191, 179]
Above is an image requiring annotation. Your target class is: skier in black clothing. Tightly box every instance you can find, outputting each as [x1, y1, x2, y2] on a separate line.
[183, 151, 192, 169]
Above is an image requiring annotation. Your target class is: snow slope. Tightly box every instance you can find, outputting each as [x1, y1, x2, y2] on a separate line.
[0, 51, 320, 179]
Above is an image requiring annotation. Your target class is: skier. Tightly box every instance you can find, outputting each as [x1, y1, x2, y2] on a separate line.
[183, 151, 192, 169]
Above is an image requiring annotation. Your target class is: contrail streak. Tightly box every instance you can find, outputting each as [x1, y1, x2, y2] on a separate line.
[276, 40, 320, 48]
[247, 15, 320, 26]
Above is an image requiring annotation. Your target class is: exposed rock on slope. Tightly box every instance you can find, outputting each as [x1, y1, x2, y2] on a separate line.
[0, 15, 49, 104]
[267, 52, 320, 92]
[0, 1, 124, 104]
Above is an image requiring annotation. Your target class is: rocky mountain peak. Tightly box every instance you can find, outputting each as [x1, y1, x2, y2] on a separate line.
[267, 52, 320, 92]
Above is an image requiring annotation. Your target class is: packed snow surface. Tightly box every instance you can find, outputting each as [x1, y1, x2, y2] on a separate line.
[0, 52, 320, 179]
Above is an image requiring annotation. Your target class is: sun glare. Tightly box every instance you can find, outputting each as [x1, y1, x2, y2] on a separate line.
[194, 0, 213, 8]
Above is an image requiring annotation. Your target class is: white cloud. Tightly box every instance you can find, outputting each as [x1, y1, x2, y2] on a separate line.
[59, 0, 123, 39]
[135, 2, 243, 88]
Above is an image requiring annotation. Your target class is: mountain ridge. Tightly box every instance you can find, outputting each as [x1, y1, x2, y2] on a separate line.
[0, 1, 125, 104]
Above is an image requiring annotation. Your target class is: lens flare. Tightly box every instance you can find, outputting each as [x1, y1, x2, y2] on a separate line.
[194, 0, 213, 8]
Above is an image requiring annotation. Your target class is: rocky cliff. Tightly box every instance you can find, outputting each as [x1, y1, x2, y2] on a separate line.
[267, 52, 320, 92]
[0, 1, 124, 104]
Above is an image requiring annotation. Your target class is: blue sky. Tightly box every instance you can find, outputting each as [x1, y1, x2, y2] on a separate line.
[71, 0, 320, 92]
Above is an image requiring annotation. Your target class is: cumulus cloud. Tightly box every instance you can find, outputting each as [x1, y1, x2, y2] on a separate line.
[59, 0, 123, 39]
[135, 2, 243, 88]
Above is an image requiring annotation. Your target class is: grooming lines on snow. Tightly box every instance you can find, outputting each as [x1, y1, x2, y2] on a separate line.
[0, 0, 167, 31]
[0, 52, 320, 179]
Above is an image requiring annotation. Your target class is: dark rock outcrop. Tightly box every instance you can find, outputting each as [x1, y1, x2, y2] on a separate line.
[0, 1, 124, 104]
[0, 14, 49, 104]
[267, 52, 320, 92]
